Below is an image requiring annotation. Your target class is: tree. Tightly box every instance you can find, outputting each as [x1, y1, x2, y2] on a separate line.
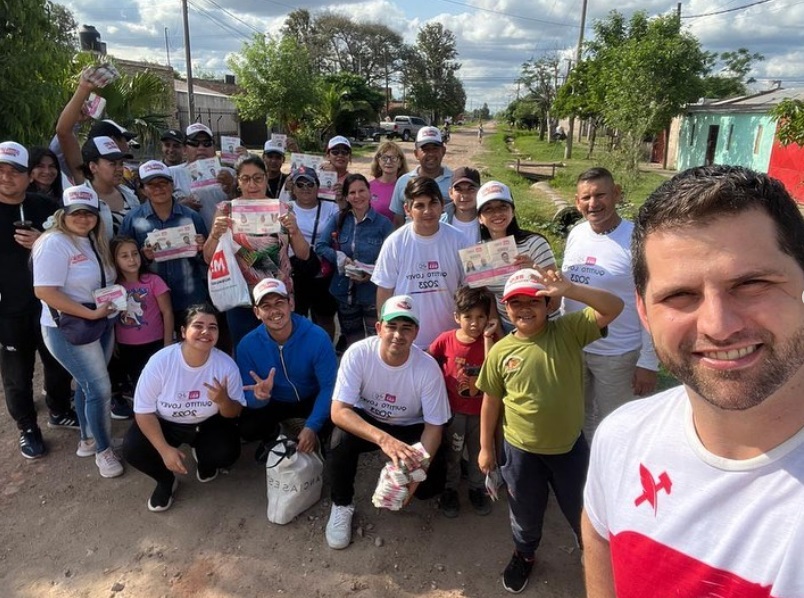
[315, 72, 384, 138]
[1, 0, 76, 145]
[700, 48, 765, 99]
[228, 34, 320, 133]
[407, 23, 465, 124]
[518, 54, 561, 140]
[771, 99, 804, 147]
[559, 10, 709, 176]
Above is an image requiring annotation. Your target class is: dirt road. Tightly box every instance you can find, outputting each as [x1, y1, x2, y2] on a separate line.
[0, 123, 586, 598]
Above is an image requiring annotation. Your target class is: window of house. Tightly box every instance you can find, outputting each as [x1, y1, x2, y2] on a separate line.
[754, 125, 763, 155]
[726, 124, 734, 151]
[689, 123, 696, 147]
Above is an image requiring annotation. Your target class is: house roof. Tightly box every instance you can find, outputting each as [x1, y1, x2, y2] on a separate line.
[687, 87, 804, 114]
[173, 80, 229, 98]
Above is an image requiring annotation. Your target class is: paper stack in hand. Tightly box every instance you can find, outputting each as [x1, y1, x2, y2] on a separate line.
[371, 443, 430, 511]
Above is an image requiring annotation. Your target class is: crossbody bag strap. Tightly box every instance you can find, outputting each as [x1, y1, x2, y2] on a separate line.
[310, 201, 323, 246]
[49, 235, 106, 323]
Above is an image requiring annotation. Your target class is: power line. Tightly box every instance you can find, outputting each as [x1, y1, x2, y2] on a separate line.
[201, 0, 265, 36]
[187, 0, 252, 41]
[431, 0, 579, 27]
[681, 0, 774, 19]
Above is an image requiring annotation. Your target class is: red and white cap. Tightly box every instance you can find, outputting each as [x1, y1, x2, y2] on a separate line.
[380, 294, 420, 325]
[139, 160, 173, 183]
[415, 126, 443, 147]
[263, 140, 285, 155]
[477, 180, 514, 212]
[0, 141, 28, 172]
[326, 135, 351, 151]
[62, 185, 100, 215]
[502, 269, 547, 302]
[186, 123, 213, 140]
[253, 277, 289, 304]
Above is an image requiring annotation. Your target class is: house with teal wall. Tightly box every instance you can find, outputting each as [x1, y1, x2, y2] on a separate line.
[675, 87, 804, 202]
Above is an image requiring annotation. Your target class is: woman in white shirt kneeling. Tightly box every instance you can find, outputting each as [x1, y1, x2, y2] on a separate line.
[122, 304, 246, 512]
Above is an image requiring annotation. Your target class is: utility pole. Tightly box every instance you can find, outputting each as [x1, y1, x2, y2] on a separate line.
[164, 27, 171, 68]
[181, 0, 195, 124]
[564, 0, 589, 160]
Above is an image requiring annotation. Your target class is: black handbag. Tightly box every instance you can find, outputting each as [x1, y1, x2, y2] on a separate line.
[48, 236, 113, 346]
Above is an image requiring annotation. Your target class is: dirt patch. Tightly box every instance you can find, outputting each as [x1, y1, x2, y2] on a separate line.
[0, 124, 585, 597]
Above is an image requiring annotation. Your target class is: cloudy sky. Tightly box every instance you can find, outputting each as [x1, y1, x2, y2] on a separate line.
[62, 0, 804, 113]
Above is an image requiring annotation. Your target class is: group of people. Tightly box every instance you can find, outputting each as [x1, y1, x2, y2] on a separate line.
[2, 79, 803, 595]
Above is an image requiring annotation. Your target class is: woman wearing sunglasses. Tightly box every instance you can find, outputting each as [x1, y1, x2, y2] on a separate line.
[287, 166, 339, 340]
[369, 141, 408, 221]
[203, 156, 310, 350]
[322, 136, 352, 207]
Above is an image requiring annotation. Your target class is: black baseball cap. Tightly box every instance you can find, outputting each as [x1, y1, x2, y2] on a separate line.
[161, 129, 184, 143]
[88, 119, 135, 141]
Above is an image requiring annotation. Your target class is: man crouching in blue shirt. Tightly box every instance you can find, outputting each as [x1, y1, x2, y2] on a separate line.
[236, 277, 337, 459]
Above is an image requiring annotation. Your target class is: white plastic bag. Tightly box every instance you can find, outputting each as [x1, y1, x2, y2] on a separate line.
[265, 435, 324, 525]
[208, 230, 250, 311]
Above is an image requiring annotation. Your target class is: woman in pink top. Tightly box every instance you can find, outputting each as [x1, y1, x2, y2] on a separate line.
[369, 141, 408, 221]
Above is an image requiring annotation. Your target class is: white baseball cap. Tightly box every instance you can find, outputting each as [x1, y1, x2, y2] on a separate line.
[502, 269, 547, 303]
[139, 160, 173, 184]
[415, 126, 443, 147]
[62, 185, 100, 215]
[263, 140, 285, 155]
[327, 136, 351, 151]
[380, 294, 420, 325]
[186, 123, 213, 140]
[477, 180, 514, 212]
[253, 277, 289, 305]
[0, 141, 28, 172]
[81, 135, 132, 163]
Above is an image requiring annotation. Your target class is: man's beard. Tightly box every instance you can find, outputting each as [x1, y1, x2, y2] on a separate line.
[657, 325, 804, 411]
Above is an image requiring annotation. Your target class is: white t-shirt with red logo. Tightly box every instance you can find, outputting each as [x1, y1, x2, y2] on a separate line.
[333, 336, 450, 427]
[585, 385, 804, 597]
[33, 232, 117, 327]
[134, 344, 246, 424]
[371, 222, 469, 348]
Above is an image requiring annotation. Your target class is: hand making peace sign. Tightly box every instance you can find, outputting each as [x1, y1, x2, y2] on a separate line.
[244, 368, 276, 401]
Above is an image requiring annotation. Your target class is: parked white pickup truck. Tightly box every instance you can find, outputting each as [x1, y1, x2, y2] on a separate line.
[379, 116, 429, 141]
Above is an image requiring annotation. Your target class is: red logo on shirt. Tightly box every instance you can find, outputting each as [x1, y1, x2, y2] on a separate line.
[585, 256, 596, 265]
[635, 463, 672, 515]
[427, 261, 439, 270]
[209, 250, 230, 279]
[384, 394, 397, 403]
[70, 253, 89, 265]
[188, 390, 201, 400]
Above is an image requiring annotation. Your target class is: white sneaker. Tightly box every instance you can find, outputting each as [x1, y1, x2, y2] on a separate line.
[76, 438, 96, 457]
[95, 447, 124, 478]
[326, 503, 355, 549]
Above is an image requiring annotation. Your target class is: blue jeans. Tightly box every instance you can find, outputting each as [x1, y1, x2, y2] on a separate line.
[227, 306, 260, 357]
[42, 325, 114, 452]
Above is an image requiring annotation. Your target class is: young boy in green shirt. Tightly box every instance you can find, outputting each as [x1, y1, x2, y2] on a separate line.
[476, 268, 622, 593]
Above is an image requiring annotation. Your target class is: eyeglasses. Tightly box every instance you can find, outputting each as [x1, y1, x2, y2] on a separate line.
[238, 174, 266, 185]
[329, 149, 350, 157]
[186, 140, 214, 148]
[379, 155, 399, 163]
[295, 180, 316, 189]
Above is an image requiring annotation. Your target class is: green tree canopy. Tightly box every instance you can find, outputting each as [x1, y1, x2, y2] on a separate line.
[700, 48, 765, 99]
[771, 99, 804, 147]
[407, 23, 466, 124]
[1, 0, 76, 145]
[228, 34, 320, 133]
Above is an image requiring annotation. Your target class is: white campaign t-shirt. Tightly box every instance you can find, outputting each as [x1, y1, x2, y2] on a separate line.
[561, 220, 658, 369]
[371, 222, 469, 349]
[449, 217, 481, 246]
[291, 200, 340, 246]
[333, 336, 450, 426]
[134, 344, 246, 424]
[33, 232, 117, 327]
[585, 386, 804, 597]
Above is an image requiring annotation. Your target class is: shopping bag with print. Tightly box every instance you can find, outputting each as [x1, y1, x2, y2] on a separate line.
[208, 230, 250, 311]
[265, 435, 324, 525]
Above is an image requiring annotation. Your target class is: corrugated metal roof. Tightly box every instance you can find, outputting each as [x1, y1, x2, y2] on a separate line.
[687, 87, 804, 113]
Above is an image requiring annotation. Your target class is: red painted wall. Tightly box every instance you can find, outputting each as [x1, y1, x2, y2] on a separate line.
[769, 138, 804, 203]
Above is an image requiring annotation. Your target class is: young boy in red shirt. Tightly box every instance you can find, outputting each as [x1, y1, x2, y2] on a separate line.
[429, 286, 498, 517]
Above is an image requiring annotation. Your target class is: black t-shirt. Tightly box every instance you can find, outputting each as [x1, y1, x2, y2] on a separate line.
[0, 192, 60, 317]
[267, 172, 288, 199]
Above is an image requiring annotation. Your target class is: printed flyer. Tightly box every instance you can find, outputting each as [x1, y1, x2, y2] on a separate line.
[230, 199, 281, 235]
[145, 224, 198, 262]
[220, 136, 241, 165]
[188, 157, 221, 190]
[459, 235, 519, 288]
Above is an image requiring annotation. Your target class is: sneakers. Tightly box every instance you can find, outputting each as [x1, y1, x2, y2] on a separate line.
[438, 488, 460, 518]
[110, 395, 134, 420]
[47, 410, 80, 430]
[148, 478, 179, 512]
[326, 503, 355, 549]
[76, 438, 96, 457]
[502, 552, 534, 594]
[19, 427, 46, 459]
[95, 447, 124, 478]
[468, 487, 492, 516]
[192, 447, 218, 483]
